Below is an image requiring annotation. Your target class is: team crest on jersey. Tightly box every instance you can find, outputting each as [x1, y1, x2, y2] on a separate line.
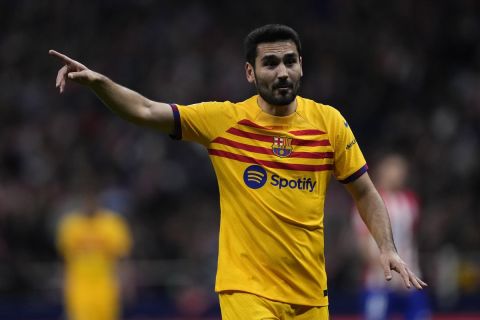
[272, 136, 293, 158]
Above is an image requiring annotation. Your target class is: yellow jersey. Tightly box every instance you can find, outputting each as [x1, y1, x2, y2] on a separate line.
[57, 209, 132, 320]
[172, 95, 367, 306]
[57, 209, 132, 281]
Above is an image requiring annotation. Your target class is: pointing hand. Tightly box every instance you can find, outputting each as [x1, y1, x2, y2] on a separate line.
[49, 50, 99, 93]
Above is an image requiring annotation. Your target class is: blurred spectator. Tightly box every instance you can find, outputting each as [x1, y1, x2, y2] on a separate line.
[56, 190, 132, 320]
[353, 154, 430, 320]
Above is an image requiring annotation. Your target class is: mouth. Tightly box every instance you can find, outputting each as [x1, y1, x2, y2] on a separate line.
[275, 86, 292, 95]
[277, 87, 290, 93]
[274, 84, 293, 91]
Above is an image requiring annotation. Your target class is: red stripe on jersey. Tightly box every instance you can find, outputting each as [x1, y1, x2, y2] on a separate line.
[237, 119, 267, 129]
[208, 149, 334, 172]
[291, 151, 334, 159]
[238, 120, 326, 136]
[227, 128, 274, 142]
[227, 128, 331, 147]
[212, 137, 271, 155]
[288, 129, 326, 136]
[294, 139, 331, 147]
[212, 137, 334, 159]
[237, 119, 285, 130]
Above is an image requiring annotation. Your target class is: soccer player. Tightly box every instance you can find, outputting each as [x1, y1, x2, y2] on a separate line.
[57, 192, 132, 320]
[353, 154, 430, 320]
[50, 24, 426, 320]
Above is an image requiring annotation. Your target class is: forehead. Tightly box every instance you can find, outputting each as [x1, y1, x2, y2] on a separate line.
[256, 41, 298, 58]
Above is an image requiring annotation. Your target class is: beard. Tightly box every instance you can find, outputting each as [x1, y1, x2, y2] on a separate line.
[255, 76, 301, 106]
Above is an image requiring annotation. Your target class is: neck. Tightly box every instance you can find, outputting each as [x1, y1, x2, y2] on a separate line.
[257, 96, 297, 116]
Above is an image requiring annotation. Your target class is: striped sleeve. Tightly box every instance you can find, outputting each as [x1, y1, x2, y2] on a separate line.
[329, 109, 368, 183]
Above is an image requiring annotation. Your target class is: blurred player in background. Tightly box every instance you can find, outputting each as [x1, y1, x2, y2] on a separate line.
[50, 24, 426, 319]
[57, 191, 132, 320]
[353, 154, 430, 320]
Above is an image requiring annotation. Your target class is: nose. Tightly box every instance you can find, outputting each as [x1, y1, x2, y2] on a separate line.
[277, 63, 288, 79]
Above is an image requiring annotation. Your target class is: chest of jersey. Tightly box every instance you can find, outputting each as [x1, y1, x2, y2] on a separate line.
[208, 117, 334, 225]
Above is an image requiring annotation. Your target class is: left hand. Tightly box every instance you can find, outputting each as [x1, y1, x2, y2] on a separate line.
[380, 250, 428, 289]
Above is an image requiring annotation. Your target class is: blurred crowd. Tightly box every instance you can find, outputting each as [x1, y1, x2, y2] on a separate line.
[0, 0, 479, 315]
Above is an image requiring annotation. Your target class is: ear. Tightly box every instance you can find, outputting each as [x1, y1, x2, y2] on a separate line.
[299, 56, 303, 77]
[245, 62, 256, 83]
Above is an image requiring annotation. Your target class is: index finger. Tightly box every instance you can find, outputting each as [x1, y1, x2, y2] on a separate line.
[48, 50, 77, 65]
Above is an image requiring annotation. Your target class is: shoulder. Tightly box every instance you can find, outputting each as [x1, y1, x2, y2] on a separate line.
[57, 212, 83, 231]
[178, 99, 249, 120]
[59, 211, 81, 223]
[298, 96, 342, 116]
[212, 96, 259, 114]
[297, 96, 345, 127]
[204, 96, 260, 120]
[179, 100, 236, 110]
[99, 209, 126, 222]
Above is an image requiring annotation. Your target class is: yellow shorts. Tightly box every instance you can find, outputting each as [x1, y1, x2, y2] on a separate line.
[219, 291, 329, 320]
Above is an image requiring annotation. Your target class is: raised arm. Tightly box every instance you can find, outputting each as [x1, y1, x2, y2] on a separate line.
[344, 173, 427, 289]
[49, 50, 174, 134]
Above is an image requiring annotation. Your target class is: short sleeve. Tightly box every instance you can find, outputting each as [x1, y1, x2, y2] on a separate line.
[170, 101, 235, 146]
[330, 110, 368, 183]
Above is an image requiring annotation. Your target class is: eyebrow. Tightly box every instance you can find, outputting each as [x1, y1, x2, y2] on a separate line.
[283, 53, 298, 60]
[260, 52, 298, 62]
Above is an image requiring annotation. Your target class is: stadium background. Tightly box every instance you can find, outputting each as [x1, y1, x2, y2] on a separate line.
[0, 0, 479, 319]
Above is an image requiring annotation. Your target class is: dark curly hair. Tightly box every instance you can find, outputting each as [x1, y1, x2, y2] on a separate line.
[244, 24, 302, 66]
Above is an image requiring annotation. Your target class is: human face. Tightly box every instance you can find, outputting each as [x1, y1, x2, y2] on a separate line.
[246, 41, 303, 106]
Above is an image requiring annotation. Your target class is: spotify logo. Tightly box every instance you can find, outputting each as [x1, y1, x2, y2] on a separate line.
[243, 165, 267, 189]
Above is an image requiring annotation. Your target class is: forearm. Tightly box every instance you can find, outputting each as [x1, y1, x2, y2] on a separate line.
[346, 174, 396, 253]
[89, 73, 155, 125]
[355, 188, 396, 253]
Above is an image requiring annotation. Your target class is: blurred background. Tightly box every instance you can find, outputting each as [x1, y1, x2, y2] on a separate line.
[1, 0, 479, 319]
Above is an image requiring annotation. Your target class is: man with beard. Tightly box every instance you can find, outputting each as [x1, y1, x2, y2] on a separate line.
[50, 24, 426, 320]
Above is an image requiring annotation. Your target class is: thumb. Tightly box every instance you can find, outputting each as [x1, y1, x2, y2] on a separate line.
[67, 70, 92, 83]
[384, 262, 393, 281]
[67, 72, 81, 80]
[67, 69, 95, 85]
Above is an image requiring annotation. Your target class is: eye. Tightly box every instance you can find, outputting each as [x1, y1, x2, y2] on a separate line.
[284, 57, 297, 66]
[264, 60, 278, 68]
[261, 56, 281, 69]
